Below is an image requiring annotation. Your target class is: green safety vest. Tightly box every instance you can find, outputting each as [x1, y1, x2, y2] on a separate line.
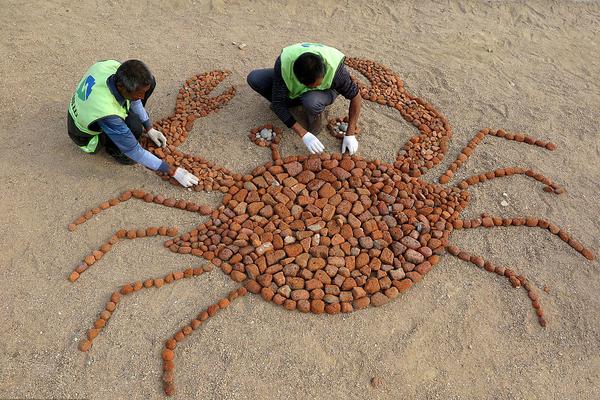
[280, 43, 345, 99]
[68, 60, 130, 153]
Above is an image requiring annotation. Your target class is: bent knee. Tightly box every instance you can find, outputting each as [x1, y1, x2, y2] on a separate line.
[246, 70, 259, 90]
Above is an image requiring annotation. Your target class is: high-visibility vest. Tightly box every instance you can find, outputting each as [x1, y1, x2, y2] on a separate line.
[280, 43, 345, 99]
[68, 60, 130, 153]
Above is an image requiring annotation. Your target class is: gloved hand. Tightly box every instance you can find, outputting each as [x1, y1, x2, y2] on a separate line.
[302, 132, 324, 154]
[147, 128, 167, 147]
[342, 135, 358, 155]
[173, 167, 199, 188]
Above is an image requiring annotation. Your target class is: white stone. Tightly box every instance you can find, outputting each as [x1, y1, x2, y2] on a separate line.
[260, 128, 273, 140]
[256, 242, 274, 255]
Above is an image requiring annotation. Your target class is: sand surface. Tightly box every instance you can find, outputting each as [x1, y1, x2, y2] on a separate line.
[1, 1, 599, 399]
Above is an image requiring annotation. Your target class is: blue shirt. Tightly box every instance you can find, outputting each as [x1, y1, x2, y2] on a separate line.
[97, 76, 169, 173]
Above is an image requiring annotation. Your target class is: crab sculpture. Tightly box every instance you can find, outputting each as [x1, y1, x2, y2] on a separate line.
[67, 59, 595, 396]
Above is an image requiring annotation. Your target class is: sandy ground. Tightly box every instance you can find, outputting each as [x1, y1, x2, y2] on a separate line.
[1, 1, 599, 399]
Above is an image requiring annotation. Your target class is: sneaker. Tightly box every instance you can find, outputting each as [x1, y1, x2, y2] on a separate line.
[307, 112, 323, 134]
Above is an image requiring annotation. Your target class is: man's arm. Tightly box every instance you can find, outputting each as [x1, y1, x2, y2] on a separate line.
[97, 116, 169, 173]
[129, 100, 152, 131]
[346, 94, 362, 136]
[332, 63, 361, 136]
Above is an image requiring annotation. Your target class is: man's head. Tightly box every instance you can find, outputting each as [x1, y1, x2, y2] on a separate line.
[293, 52, 325, 88]
[115, 60, 152, 101]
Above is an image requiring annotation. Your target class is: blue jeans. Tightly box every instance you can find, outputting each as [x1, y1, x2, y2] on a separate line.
[246, 68, 338, 115]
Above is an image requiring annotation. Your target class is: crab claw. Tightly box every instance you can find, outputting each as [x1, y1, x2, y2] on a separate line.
[176, 70, 236, 117]
[147, 70, 236, 151]
[345, 57, 452, 178]
[345, 57, 405, 104]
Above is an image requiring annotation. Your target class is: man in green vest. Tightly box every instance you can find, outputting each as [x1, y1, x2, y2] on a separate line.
[67, 59, 199, 187]
[247, 43, 362, 155]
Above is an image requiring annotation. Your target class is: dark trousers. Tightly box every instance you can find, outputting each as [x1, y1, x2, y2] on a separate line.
[67, 77, 156, 163]
[246, 68, 337, 115]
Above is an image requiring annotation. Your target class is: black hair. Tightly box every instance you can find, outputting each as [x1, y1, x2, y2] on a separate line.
[293, 53, 325, 85]
[115, 60, 152, 92]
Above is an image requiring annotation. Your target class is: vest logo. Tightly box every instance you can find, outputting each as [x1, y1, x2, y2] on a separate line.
[301, 43, 323, 48]
[76, 75, 96, 101]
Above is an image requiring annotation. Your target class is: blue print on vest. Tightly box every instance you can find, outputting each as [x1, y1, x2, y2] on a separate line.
[77, 75, 96, 101]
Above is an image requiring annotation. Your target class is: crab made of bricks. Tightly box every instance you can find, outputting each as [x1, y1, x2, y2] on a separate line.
[67, 58, 595, 396]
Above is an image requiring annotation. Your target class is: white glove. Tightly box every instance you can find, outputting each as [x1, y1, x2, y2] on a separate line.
[342, 135, 358, 155]
[173, 167, 199, 188]
[147, 128, 167, 147]
[302, 132, 324, 154]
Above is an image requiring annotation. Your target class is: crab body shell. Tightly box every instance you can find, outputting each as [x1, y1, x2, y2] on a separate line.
[169, 152, 470, 313]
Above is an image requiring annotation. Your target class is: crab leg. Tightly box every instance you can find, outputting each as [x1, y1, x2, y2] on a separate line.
[68, 189, 214, 231]
[270, 143, 282, 162]
[446, 245, 547, 327]
[77, 265, 213, 353]
[160, 286, 248, 396]
[452, 216, 594, 261]
[453, 167, 564, 194]
[68, 226, 181, 282]
[439, 128, 557, 184]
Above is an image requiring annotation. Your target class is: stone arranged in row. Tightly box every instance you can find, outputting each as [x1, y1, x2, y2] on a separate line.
[446, 245, 547, 327]
[451, 167, 564, 194]
[68, 189, 214, 231]
[78, 265, 212, 353]
[161, 286, 248, 396]
[439, 128, 557, 185]
[453, 215, 594, 261]
[68, 226, 179, 282]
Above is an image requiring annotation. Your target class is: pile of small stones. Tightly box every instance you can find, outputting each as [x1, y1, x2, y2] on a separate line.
[326, 116, 360, 139]
[248, 124, 282, 147]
